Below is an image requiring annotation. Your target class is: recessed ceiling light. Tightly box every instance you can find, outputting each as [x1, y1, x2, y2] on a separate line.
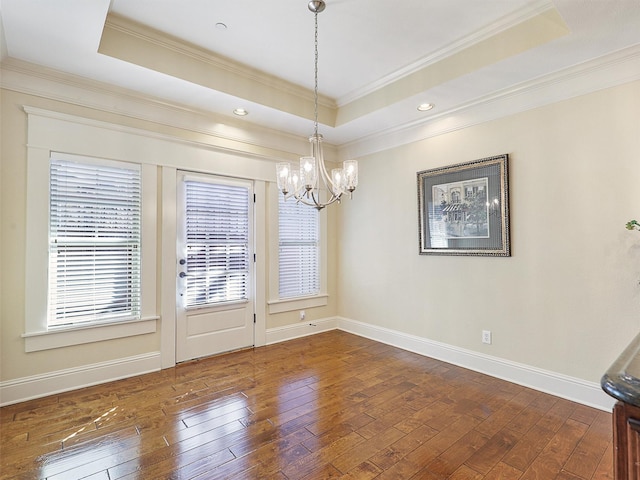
[417, 103, 435, 112]
[233, 108, 249, 116]
[215, 22, 228, 30]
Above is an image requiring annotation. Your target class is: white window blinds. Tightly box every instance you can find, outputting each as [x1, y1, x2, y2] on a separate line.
[48, 157, 141, 326]
[184, 180, 250, 308]
[278, 195, 320, 298]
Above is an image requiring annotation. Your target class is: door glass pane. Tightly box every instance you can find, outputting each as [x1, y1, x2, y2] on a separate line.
[184, 180, 249, 308]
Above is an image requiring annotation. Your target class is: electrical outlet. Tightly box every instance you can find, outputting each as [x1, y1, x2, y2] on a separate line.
[299, 310, 306, 321]
[482, 330, 492, 344]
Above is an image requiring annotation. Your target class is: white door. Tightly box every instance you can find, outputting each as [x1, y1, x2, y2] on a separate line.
[176, 172, 254, 362]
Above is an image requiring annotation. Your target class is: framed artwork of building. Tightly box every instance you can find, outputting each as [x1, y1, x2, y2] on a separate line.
[417, 154, 510, 256]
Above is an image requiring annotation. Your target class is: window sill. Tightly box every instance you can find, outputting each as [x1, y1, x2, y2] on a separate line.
[22, 316, 159, 352]
[267, 294, 328, 314]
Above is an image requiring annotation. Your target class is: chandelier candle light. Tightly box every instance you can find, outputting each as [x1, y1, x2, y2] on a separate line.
[276, 0, 358, 210]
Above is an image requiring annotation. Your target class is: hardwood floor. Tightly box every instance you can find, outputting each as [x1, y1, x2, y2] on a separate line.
[0, 331, 613, 479]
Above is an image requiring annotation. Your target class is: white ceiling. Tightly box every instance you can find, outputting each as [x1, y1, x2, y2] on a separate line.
[1, 0, 640, 154]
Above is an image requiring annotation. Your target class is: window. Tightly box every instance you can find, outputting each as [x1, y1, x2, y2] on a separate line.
[267, 185, 326, 314]
[278, 194, 319, 298]
[23, 110, 158, 352]
[48, 157, 141, 327]
[183, 179, 250, 308]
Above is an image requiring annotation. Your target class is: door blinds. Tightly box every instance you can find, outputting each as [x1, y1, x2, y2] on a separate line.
[184, 180, 250, 308]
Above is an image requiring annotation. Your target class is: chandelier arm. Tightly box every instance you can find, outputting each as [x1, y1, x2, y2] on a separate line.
[309, 190, 341, 210]
[291, 182, 341, 210]
[317, 155, 340, 197]
[292, 192, 326, 210]
[320, 194, 342, 207]
[284, 187, 303, 202]
[288, 183, 315, 204]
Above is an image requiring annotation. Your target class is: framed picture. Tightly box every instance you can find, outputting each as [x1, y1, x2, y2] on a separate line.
[417, 154, 510, 256]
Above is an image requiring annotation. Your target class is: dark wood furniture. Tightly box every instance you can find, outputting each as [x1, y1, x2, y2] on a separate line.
[602, 331, 640, 479]
[613, 401, 640, 478]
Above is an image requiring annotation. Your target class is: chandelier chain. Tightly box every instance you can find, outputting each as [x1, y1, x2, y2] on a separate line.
[313, 10, 319, 138]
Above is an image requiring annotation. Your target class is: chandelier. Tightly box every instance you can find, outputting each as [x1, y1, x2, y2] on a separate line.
[276, 0, 358, 210]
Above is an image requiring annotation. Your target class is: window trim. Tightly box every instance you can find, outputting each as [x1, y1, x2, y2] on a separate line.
[24, 150, 158, 351]
[267, 183, 328, 314]
[22, 317, 158, 353]
[267, 294, 328, 314]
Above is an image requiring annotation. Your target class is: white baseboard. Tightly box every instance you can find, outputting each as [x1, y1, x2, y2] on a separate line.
[1, 320, 616, 411]
[266, 317, 338, 345]
[0, 352, 161, 406]
[336, 317, 615, 412]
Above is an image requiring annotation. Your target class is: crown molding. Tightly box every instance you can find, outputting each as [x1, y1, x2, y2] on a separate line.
[100, 13, 337, 126]
[103, 13, 337, 111]
[3, 42, 639, 164]
[0, 58, 323, 161]
[337, 0, 555, 106]
[338, 44, 640, 160]
[335, 5, 569, 127]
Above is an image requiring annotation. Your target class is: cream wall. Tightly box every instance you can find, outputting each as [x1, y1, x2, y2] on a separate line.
[0, 88, 338, 388]
[337, 80, 640, 385]
[2, 70, 639, 406]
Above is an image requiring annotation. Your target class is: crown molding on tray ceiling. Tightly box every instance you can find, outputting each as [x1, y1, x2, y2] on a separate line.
[98, 4, 568, 130]
[337, 43, 640, 160]
[99, 13, 337, 128]
[336, 0, 562, 106]
[2, 44, 639, 162]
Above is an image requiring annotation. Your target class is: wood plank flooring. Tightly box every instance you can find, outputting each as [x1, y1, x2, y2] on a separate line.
[0, 331, 613, 479]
